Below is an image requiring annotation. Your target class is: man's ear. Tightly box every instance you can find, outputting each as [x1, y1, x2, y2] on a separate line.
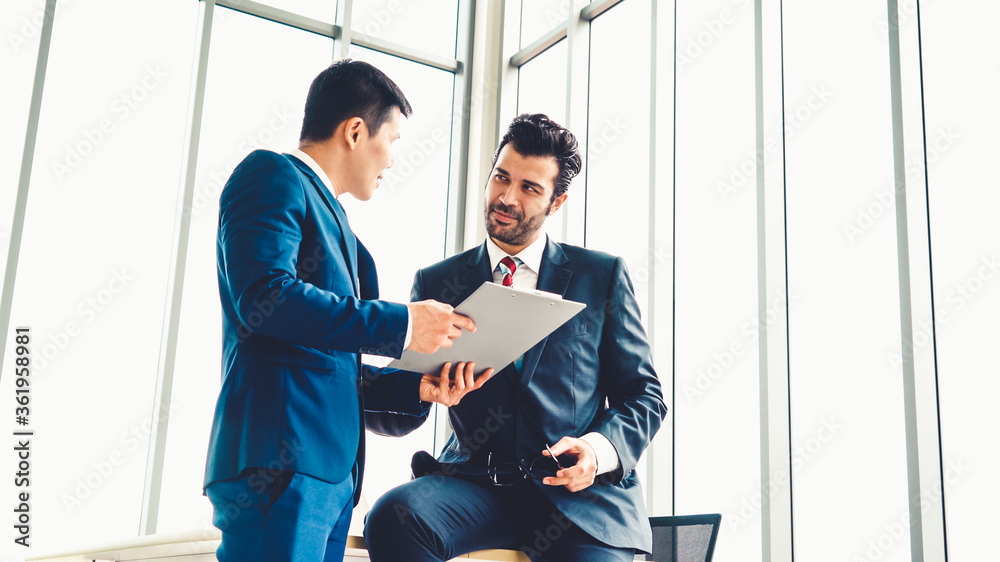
[549, 193, 569, 215]
[343, 117, 365, 149]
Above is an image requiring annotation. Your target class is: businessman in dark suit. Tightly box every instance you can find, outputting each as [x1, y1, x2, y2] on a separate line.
[364, 114, 667, 561]
[204, 60, 490, 562]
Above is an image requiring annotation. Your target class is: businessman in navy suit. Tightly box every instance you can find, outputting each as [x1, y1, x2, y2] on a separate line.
[364, 114, 667, 561]
[204, 60, 490, 561]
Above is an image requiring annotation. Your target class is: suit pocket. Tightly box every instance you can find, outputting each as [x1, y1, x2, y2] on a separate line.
[549, 320, 589, 340]
[440, 445, 472, 465]
[264, 343, 343, 370]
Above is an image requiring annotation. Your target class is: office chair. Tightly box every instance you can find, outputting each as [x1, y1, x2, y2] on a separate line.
[642, 513, 722, 562]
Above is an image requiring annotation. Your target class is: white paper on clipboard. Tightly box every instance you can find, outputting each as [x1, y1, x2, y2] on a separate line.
[388, 282, 586, 376]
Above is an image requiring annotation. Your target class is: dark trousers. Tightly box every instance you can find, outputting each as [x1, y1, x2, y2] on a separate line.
[363, 474, 634, 562]
[206, 468, 355, 562]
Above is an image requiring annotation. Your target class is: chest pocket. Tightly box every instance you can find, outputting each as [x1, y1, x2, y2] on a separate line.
[550, 320, 589, 340]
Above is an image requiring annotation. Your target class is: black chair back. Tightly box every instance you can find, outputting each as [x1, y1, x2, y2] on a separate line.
[645, 513, 721, 562]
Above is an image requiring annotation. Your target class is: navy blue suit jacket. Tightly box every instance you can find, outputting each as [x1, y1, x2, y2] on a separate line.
[403, 238, 667, 552]
[205, 150, 426, 498]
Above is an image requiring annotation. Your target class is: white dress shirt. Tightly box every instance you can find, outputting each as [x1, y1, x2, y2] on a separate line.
[287, 149, 412, 350]
[485, 235, 621, 476]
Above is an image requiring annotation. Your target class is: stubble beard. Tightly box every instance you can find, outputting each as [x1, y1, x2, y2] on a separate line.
[484, 200, 552, 247]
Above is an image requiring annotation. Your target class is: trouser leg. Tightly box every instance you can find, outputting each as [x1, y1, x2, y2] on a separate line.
[364, 475, 518, 561]
[207, 469, 354, 562]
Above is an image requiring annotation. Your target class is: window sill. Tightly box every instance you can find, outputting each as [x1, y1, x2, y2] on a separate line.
[27, 528, 529, 561]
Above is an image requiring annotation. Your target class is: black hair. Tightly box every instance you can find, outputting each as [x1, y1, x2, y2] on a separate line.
[492, 113, 582, 201]
[299, 59, 413, 143]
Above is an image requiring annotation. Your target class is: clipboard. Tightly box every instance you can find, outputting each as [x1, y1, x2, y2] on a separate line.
[388, 282, 586, 376]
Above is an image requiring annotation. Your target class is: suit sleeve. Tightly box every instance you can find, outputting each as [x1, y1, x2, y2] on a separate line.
[362, 365, 431, 436]
[592, 257, 668, 482]
[217, 151, 408, 355]
[361, 269, 434, 435]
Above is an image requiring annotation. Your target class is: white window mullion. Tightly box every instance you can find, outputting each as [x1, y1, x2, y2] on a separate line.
[755, 0, 793, 560]
[885, 1, 948, 559]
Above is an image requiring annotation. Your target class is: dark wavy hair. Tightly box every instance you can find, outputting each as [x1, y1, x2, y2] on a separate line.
[492, 113, 582, 201]
[300, 59, 412, 143]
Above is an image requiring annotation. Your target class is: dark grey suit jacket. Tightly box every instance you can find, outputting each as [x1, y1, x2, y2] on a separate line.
[383, 237, 667, 552]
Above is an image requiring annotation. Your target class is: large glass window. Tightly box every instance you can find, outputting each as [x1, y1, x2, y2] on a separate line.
[6, 0, 991, 557]
[585, 0, 652, 318]
[156, 9, 332, 533]
[0, 1, 44, 297]
[519, 0, 574, 48]
[249, 0, 337, 23]
[352, 0, 459, 59]
[517, 39, 568, 243]
[584, 0, 657, 498]
[157, 0, 466, 535]
[784, 3, 911, 561]
[0, 1, 196, 551]
[517, 40, 568, 129]
[922, 2, 1000, 559]
[672, 0, 759, 560]
[343, 45, 456, 504]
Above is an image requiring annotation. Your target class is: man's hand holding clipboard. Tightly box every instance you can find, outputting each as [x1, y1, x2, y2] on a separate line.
[389, 282, 586, 377]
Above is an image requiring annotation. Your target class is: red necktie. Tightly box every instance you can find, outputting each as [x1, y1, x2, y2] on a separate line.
[498, 256, 525, 372]
[498, 256, 519, 287]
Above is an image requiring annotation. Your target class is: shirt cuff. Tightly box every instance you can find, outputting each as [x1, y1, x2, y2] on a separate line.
[403, 306, 413, 350]
[580, 432, 621, 476]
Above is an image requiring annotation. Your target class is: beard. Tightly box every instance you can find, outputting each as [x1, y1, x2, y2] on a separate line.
[484, 200, 552, 247]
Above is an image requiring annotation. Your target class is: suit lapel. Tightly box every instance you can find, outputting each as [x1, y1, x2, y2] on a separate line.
[456, 244, 494, 306]
[285, 153, 360, 297]
[519, 238, 572, 391]
[356, 238, 379, 300]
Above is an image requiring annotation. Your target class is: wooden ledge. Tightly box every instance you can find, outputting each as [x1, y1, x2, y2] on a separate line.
[27, 528, 529, 561]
